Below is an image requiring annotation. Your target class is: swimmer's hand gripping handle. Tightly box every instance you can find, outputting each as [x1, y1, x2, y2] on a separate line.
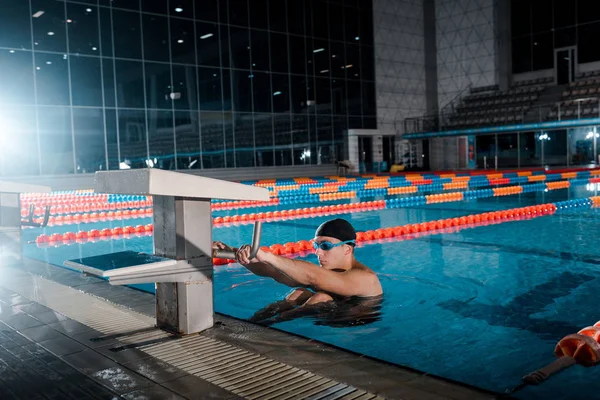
[213, 221, 263, 260]
[506, 356, 576, 395]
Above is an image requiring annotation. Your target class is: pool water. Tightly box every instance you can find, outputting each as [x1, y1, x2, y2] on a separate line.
[22, 184, 600, 400]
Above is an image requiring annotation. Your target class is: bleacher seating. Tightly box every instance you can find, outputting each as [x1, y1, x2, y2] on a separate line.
[513, 76, 553, 87]
[548, 72, 600, 120]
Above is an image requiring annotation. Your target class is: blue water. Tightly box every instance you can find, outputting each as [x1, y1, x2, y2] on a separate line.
[21, 184, 600, 400]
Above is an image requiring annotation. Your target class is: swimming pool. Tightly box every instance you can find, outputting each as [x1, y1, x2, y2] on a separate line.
[22, 183, 600, 400]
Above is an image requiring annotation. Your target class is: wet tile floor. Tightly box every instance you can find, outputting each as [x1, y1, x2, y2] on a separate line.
[0, 258, 505, 400]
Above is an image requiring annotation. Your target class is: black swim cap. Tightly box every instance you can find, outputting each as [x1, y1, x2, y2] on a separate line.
[315, 218, 356, 243]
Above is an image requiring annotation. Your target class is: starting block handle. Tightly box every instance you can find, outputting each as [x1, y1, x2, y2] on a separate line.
[213, 221, 263, 260]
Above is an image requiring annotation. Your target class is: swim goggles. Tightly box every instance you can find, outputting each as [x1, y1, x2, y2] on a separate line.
[312, 240, 355, 251]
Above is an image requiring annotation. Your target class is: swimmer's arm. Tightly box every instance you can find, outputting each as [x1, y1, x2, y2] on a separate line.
[259, 252, 379, 297]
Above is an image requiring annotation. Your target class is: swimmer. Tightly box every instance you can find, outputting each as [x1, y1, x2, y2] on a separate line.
[213, 218, 383, 324]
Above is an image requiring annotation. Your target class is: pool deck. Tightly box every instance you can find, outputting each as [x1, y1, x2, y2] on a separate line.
[0, 257, 508, 400]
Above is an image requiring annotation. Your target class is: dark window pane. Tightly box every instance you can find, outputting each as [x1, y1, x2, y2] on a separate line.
[0, 107, 39, 176]
[70, 56, 102, 106]
[102, 58, 116, 107]
[170, 0, 194, 19]
[196, 0, 219, 22]
[0, 50, 34, 106]
[316, 77, 331, 114]
[511, 0, 531, 37]
[272, 73, 290, 113]
[361, 45, 375, 81]
[333, 116, 347, 149]
[118, 110, 147, 168]
[232, 70, 253, 112]
[200, 112, 225, 168]
[344, 6, 360, 42]
[250, 0, 269, 29]
[274, 148, 293, 166]
[312, 39, 329, 76]
[143, 15, 170, 62]
[219, 24, 230, 67]
[358, 0, 373, 44]
[311, 0, 328, 39]
[222, 69, 232, 110]
[512, 36, 532, 73]
[36, 52, 69, 105]
[105, 109, 119, 170]
[290, 75, 308, 113]
[554, 27, 576, 48]
[251, 30, 270, 72]
[234, 113, 255, 167]
[229, 0, 249, 26]
[289, 35, 307, 75]
[270, 33, 288, 73]
[113, 9, 142, 59]
[116, 60, 145, 108]
[39, 107, 73, 175]
[347, 80, 361, 114]
[171, 17, 195, 64]
[198, 67, 223, 110]
[362, 81, 375, 116]
[0, 1, 31, 49]
[73, 108, 106, 173]
[145, 62, 172, 110]
[578, 0, 600, 24]
[252, 72, 272, 113]
[579, 22, 600, 63]
[345, 44, 360, 78]
[255, 114, 274, 167]
[329, 3, 344, 41]
[66, 3, 100, 55]
[269, 0, 287, 32]
[274, 115, 291, 145]
[108, 0, 139, 11]
[148, 110, 175, 169]
[329, 42, 345, 78]
[292, 114, 308, 148]
[99, 8, 113, 57]
[229, 26, 251, 70]
[31, 0, 67, 53]
[196, 21, 220, 67]
[554, 0, 576, 28]
[332, 78, 347, 115]
[142, 0, 168, 15]
[532, 32, 553, 70]
[530, 0, 552, 33]
[174, 111, 200, 169]
[287, 0, 305, 35]
[172, 65, 198, 110]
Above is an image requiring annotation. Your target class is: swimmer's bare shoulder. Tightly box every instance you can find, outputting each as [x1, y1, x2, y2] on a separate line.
[350, 260, 383, 296]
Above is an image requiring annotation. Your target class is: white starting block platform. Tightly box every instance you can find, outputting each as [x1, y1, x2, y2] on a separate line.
[65, 169, 269, 335]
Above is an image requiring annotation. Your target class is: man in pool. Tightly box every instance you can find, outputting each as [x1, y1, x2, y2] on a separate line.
[213, 218, 383, 325]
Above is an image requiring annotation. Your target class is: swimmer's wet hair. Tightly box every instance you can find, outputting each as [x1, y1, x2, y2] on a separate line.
[315, 218, 356, 245]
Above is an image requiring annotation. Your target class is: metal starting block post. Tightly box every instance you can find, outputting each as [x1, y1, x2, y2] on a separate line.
[64, 169, 269, 335]
[0, 180, 51, 266]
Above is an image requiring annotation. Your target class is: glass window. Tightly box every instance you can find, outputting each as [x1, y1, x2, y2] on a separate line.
[290, 75, 308, 114]
[170, 17, 195, 64]
[315, 78, 332, 115]
[312, 39, 329, 76]
[254, 114, 274, 167]
[530, 0, 552, 34]
[497, 133, 519, 168]
[249, 0, 269, 29]
[511, 0, 531, 37]
[142, 14, 170, 62]
[229, 0, 249, 26]
[251, 30, 270, 72]
[38, 107, 74, 175]
[292, 113, 309, 147]
[328, 3, 344, 41]
[201, 112, 224, 168]
[99, 8, 113, 57]
[0, 1, 30, 50]
[35, 52, 69, 106]
[269, 0, 287, 32]
[105, 109, 119, 170]
[112, 9, 142, 60]
[332, 78, 347, 115]
[287, 0, 305, 35]
[0, 50, 34, 106]
[229, 26, 251, 70]
[532, 32, 553, 70]
[118, 109, 147, 169]
[274, 115, 292, 145]
[345, 44, 361, 78]
[311, 0, 328, 39]
[519, 131, 540, 167]
[169, 0, 194, 19]
[234, 113, 255, 167]
[333, 116, 348, 150]
[0, 107, 39, 176]
[142, 0, 168, 15]
[330, 42, 345, 78]
[347, 80, 361, 114]
[116, 60, 145, 109]
[554, 1, 576, 28]
[358, 0, 373, 44]
[361, 45, 375, 81]
[196, 0, 219, 22]
[544, 130, 568, 166]
[73, 108, 107, 173]
[224, 114, 234, 168]
[148, 109, 175, 170]
[275, 148, 293, 166]
[578, 0, 600, 24]
[219, 24, 231, 68]
[554, 27, 576, 48]
[221, 69, 232, 110]
[512, 36, 532, 73]
[232, 70, 253, 112]
[344, 6, 360, 43]
[172, 65, 198, 110]
[174, 111, 201, 169]
[31, 0, 67, 53]
[270, 33, 289, 73]
[196, 21, 221, 67]
[272, 73, 290, 113]
[289, 36, 307, 76]
[66, 3, 100, 56]
[252, 72, 272, 113]
[107, 0, 139, 11]
[568, 127, 596, 165]
[198, 67, 222, 110]
[102, 58, 116, 108]
[579, 22, 600, 63]
[70, 56, 103, 107]
[144, 62, 172, 110]
[362, 81, 375, 116]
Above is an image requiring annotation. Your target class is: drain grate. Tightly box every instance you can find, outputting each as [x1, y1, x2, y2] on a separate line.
[2, 273, 384, 400]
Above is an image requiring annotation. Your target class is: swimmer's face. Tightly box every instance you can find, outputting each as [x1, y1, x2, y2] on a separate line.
[313, 236, 353, 268]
